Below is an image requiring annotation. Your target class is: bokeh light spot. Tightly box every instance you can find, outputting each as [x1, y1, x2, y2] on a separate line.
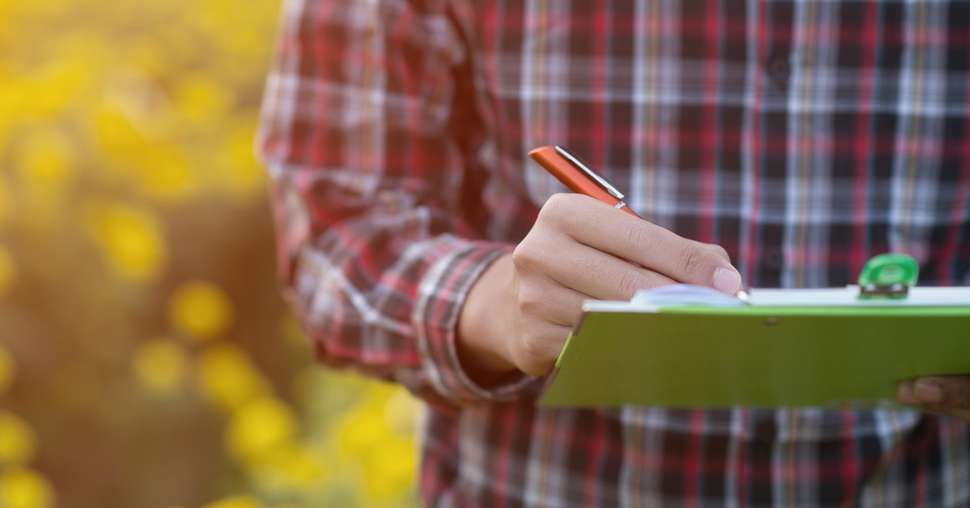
[169, 281, 233, 340]
[226, 396, 296, 464]
[0, 467, 54, 508]
[201, 494, 263, 508]
[84, 201, 166, 282]
[0, 412, 36, 465]
[132, 338, 187, 395]
[196, 344, 267, 411]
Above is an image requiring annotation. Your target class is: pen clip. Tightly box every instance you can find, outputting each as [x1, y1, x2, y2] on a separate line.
[554, 146, 625, 200]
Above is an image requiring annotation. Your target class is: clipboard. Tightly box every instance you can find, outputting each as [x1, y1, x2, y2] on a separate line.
[539, 256, 970, 408]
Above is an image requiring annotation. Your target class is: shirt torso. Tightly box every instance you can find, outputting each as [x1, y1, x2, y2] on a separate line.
[422, 1, 970, 506]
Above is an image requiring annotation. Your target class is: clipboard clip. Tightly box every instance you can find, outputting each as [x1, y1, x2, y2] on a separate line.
[858, 253, 919, 299]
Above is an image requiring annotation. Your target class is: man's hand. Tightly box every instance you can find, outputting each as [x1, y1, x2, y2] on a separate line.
[458, 193, 742, 380]
[897, 377, 970, 423]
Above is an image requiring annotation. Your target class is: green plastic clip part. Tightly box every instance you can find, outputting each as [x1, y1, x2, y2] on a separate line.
[858, 253, 919, 299]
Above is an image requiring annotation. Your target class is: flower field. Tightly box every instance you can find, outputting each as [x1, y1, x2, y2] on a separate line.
[0, 0, 422, 506]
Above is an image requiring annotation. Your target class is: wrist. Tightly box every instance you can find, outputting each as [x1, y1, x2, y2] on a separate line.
[457, 253, 519, 384]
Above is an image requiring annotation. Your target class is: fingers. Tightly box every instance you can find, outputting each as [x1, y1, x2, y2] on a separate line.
[516, 273, 588, 326]
[897, 376, 970, 409]
[541, 241, 676, 301]
[897, 377, 970, 423]
[509, 259, 594, 375]
[513, 321, 573, 376]
[539, 194, 741, 294]
[513, 226, 676, 301]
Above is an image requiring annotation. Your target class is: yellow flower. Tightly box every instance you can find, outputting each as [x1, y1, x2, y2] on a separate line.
[16, 59, 89, 120]
[247, 443, 327, 494]
[91, 103, 152, 171]
[200, 494, 263, 508]
[196, 344, 267, 411]
[226, 397, 296, 464]
[132, 339, 187, 395]
[138, 147, 199, 202]
[0, 345, 13, 394]
[17, 130, 73, 189]
[213, 121, 265, 199]
[335, 400, 387, 463]
[169, 281, 233, 340]
[84, 201, 166, 282]
[0, 245, 15, 296]
[383, 389, 422, 436]
[0, 412, 35, 464]
[332, 386, 420, 503]
[14, 130, 74, 222]
[273, 445, 327, 488]
[362, 435, 417, 503]
[173, 74, 230, 125]
[0, 467, 54, 508]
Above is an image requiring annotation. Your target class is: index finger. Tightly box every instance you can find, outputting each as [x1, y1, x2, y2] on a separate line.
[548, 195, 742, 294]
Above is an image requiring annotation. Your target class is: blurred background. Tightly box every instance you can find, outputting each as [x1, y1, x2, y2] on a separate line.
[0, 1, 422, 507]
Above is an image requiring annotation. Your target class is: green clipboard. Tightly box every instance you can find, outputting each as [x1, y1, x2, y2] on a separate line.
[539, 288, 970, 408]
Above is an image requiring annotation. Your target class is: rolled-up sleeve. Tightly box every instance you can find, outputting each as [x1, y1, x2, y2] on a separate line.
[258, 0, 535, 405]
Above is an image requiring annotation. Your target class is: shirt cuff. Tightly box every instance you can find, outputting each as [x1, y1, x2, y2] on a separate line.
[413, 237, 540, 403]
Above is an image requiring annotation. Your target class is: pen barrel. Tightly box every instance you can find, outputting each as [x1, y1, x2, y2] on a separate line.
[528, 146, 641, 218]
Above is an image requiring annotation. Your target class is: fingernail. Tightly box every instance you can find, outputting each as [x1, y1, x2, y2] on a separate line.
[713, 267, 742, 295]
[915, 380, 945, 404]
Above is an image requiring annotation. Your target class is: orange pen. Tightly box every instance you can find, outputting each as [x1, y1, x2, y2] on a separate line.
[528, 145, 641, 218]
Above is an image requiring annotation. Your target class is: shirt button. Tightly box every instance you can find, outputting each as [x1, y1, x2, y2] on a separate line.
[765, 51, 791, 90]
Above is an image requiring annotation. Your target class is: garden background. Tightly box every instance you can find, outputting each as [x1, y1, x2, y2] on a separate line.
[0, 0, 422, 507]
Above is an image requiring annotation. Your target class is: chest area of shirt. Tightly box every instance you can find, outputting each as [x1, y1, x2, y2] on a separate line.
[462, 0, 970, 214]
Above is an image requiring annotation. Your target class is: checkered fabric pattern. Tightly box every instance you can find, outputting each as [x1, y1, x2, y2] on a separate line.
[258, 0, 970, 505]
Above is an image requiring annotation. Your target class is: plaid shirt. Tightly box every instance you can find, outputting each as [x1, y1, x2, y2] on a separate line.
[259, 0, 970, 505]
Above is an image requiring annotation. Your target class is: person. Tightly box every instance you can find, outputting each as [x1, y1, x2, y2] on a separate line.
[258, 0, 970, 505]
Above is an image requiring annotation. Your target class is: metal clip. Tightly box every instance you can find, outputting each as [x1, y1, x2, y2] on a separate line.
[554, 146, 625, 200]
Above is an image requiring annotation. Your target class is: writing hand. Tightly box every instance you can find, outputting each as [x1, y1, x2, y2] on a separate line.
[458, 193, 742, 378]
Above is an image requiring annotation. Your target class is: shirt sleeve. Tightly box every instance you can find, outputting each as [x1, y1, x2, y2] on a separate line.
[257, 0, 538, 406]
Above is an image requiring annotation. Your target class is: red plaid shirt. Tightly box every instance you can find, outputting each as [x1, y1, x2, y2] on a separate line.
[259, 0, 970, 505]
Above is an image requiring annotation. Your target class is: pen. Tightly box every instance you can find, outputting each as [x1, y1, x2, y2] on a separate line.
[528, 145, 641, 218]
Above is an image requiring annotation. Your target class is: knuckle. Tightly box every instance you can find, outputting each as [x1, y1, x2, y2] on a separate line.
[539, 193, 570, 221]
[520, 330, 549, 362]
[615, 271, 644, 298]
[680, 246, 707, 277]
[511, 242, 538, 270]
[710, 244, 730, 261]
[517, 286, 543, 316]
